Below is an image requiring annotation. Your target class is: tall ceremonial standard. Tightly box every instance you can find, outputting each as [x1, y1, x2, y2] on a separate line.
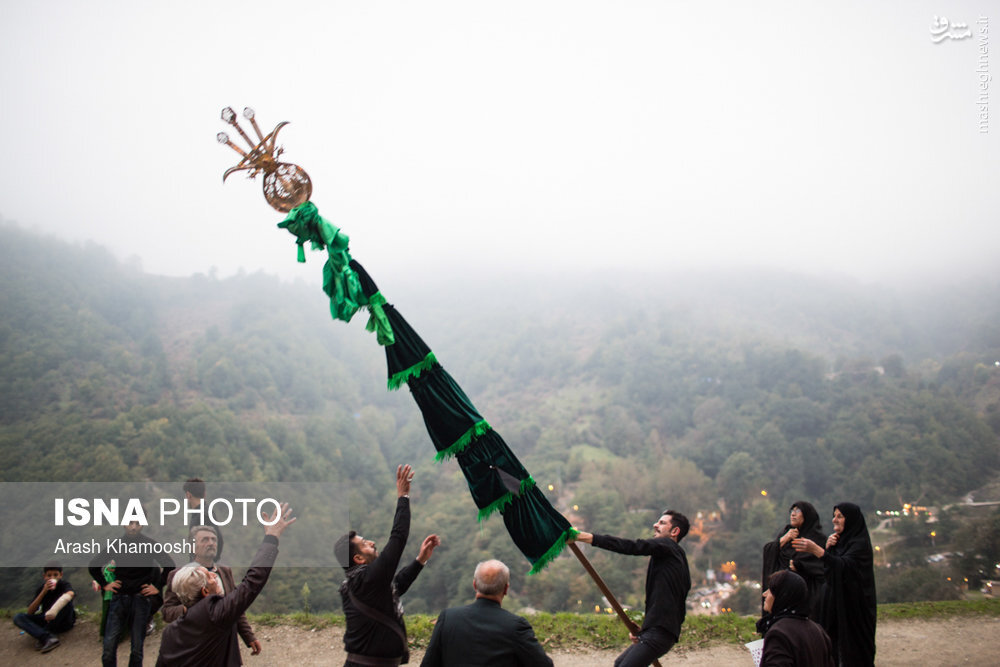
[218, 107, 576, 572]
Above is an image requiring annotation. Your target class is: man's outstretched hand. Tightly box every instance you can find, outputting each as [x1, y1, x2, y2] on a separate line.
[417, 534, 441, 565]
[397, 464, 414, 497]
[264, 502, 296, 539]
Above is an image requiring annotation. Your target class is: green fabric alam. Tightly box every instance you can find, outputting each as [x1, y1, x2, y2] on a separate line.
[408, 368, 485, 455]
[388, 352, 438, 391]
[365, 292, 394, 346]
[278, 202, 393, 345]
[435, 420, 492, 461]
[282, 205, 574, 573]
[477, 476, 537, 522]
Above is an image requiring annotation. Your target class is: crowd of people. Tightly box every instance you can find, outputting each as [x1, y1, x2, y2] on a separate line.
[759, 500, 878, 666]
[12, 469, 877, 667]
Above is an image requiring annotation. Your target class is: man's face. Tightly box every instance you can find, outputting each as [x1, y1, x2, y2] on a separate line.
[193, 530, 218, 563]
[125, 521, 142, 537]
[200, 567, 223, 596]
[352, 535, 377, 565]
[653, 514, 676, 540]
[43, 569, 62, 582]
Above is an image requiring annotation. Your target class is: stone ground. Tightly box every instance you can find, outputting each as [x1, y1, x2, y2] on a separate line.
[5, 615, 1000, 665]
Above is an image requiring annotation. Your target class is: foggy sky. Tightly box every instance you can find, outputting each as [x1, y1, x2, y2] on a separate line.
[1, 1, 997, 286]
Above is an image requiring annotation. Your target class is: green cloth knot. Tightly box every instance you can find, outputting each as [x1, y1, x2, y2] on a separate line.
[278, 202, 367, 325]
[365, 292, 395, 346]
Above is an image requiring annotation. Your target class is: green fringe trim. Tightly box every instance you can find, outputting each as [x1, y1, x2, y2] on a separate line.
[387, 352, 438, 391]
[476, 476, 537, 522]
[528, 527, 580, 575]
[434, 420, 492, 462]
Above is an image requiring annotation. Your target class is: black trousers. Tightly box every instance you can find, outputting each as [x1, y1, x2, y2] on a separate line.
[613, 627, 677, 667]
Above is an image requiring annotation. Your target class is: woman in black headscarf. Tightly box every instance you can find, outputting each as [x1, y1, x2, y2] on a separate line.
[793, 502, 876, 667]
[756, 570, 834, 667]
[761, 501, 826, 619]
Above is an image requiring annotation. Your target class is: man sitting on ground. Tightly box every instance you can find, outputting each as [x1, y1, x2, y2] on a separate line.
[13, 563, 76, 654]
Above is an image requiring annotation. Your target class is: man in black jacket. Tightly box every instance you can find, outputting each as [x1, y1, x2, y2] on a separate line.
[421, 559, 551, 667]
[155, 502, 295, 666]
[89, 521, 175, 667]
[572, 509, 691, 667]
[335, 464, 440, 667]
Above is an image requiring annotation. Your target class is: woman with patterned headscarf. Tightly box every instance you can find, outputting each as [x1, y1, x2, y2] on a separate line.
[762, 501, 826, 620]
[756, 570, 834, 666]
[793, 502, 876, 667]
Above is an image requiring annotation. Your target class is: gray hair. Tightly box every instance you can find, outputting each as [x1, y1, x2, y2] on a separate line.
[172, 563, 208, 607]
[473, 559, 510, 597]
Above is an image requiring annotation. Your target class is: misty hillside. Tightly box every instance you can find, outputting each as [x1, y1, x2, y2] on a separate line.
[1, 222, 999, 614]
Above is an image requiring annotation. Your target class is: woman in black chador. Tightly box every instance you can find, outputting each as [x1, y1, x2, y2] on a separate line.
[756, 570, 834, 667]
[793, 502, 876, 667]
[761, 501, 826, 619]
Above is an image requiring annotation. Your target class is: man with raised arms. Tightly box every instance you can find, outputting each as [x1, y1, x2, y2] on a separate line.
[335, 464, 440, 667]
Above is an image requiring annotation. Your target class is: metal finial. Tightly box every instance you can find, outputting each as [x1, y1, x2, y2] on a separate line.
[217, 106, 312, 212]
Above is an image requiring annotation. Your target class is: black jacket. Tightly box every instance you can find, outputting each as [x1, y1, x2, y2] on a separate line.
[421, 597, 552, 667]
[341, 497, 424, 661]
[88, 532, 176, 595]
[155, 536, 278, 667]
[162, 565, 257, 647]
[761, 616, 835, 667]
[591, 533, 690, 641]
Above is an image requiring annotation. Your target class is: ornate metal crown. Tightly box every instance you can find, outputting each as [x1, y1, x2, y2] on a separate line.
[217, 106, 312, 212]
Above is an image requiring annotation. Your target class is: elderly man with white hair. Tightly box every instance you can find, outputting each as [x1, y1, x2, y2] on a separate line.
[421, 559, 552, 667]
[155, 502, 295, 667]
[161, 525, 261, 657]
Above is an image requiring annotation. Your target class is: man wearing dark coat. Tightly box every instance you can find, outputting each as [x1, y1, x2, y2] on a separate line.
[154, 502, 295, 667]
[335, 464, 440, 667]
[161, 525, 261, 657]
[572, 509, 692, 667]
[420, 559, 552, 667]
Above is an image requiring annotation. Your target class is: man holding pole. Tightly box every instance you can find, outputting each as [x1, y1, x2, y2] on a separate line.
[572, 509, 691, 667]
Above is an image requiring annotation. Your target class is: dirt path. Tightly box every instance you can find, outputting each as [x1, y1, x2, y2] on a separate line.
[5, 615, 999, 665]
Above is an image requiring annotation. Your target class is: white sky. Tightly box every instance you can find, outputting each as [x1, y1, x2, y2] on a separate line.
[1, 1, 996, 285]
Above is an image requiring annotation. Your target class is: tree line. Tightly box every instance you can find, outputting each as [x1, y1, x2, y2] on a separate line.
[1, 223, 998, 613]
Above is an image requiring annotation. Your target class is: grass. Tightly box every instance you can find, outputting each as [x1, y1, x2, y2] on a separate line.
[878, 597, 1000, 620]
[5, 598, 999, 651]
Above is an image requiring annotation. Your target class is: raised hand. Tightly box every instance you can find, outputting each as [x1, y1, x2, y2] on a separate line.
[397, 464, 414, 497]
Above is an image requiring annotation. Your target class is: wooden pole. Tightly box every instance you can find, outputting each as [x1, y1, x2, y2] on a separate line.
[567, 541, 662, 667]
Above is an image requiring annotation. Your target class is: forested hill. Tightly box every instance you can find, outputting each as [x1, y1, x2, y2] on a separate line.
[1, 222, 998, 614]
